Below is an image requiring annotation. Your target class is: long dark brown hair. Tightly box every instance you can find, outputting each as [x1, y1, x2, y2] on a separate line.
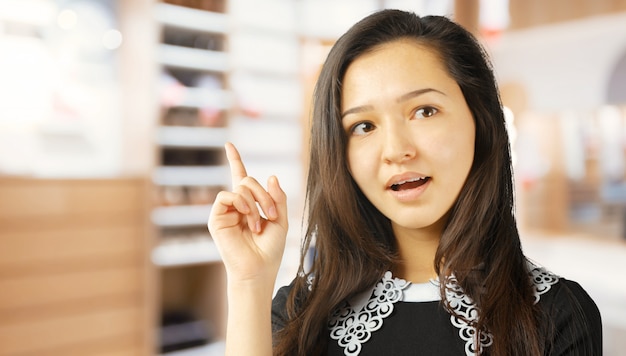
[275, 10, 541, 356]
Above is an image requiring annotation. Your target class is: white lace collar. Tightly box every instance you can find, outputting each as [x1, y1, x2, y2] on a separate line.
[403, 279, 440, 302]
[328, 262, 559, 356]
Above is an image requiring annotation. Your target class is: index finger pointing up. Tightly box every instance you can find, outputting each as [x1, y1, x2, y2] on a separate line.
[225, 142, 248, 188]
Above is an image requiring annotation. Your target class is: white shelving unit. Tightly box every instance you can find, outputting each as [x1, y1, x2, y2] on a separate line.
[151, 0, 309, 353]
[154, 2, 228, 33]
[162, 87, 233, 109]
[158, 44, 229, 72]
[152, 237, 221, 267]
[156, 127, 229, 148]
[151, 204, 214, 227]
[153, 166, 229, 186]
[152, 0, 231, 354]
[160, 342, 225, 356]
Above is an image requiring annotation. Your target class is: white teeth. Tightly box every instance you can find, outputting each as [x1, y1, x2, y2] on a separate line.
[395, 177, 426, 185]
[390, 177, 428, 191]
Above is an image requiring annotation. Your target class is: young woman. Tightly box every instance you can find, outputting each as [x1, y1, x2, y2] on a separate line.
[208, 9, 602, 356]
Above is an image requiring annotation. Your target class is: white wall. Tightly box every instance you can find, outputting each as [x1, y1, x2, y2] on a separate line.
[489, 12, 626, 112]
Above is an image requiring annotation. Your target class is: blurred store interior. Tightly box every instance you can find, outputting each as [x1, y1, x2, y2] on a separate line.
[0, 0, 625, 355]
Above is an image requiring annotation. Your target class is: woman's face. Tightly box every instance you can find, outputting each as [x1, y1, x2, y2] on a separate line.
[341, 39, 475, 237]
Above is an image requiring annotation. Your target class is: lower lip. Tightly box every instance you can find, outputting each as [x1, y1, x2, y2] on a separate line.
[387, 179, 430, 202]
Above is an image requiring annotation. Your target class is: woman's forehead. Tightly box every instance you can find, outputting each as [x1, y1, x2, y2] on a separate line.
[340, 41, 456, 108]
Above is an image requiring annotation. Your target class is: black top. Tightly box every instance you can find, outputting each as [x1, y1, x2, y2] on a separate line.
[271, 264, 602, 355]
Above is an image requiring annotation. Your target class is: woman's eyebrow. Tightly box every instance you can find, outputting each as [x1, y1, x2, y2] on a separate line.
[397, 88, 445, 103]
[341, 88, 445, 119]
[341, 105, 374, 119]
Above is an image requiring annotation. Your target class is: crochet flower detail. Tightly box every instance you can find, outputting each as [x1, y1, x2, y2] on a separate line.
[444, 263, 559, 355]
[328, 271, 410, 356]
[327, 263, 559, 356]
[444, 275, 493, 356]
[528, 263, 559, 304]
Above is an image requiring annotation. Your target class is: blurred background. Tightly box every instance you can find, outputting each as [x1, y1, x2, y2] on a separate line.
[0, 0, 625, 355]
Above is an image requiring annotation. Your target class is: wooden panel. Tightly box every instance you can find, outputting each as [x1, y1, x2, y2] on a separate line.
[0, 267, 141, 310]
[197, 263, 227, 340]
[160, 263, 227, 340]
[508, 0, 626, 30]
[26, 334, 139, 356]
[10, 335, 138, 356]
[0, 224, 141, 269]
[0, 306, 140, 355]
[454, 0, 479, 34]
[0, 177, 152, 356]
[0, 297, 141, 356]
[0, 179, 143, 221]
[0, 292, 140, 325]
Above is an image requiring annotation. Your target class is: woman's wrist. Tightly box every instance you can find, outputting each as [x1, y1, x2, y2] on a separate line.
[224, 275, 275, 356]
[227, 275, 276, 300]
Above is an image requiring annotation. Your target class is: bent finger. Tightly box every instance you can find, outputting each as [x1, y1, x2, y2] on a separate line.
[233, 184, 264, 233]
[239, 176, 278, 221]
[267, 175, 288, 228]
[208, 191, 244, 234]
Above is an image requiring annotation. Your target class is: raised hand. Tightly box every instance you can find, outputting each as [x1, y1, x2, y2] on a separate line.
[208, 142, 288, 286]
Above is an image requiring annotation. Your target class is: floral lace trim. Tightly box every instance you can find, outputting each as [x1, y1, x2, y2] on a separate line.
[328, 271, 409, 356]
[528, 262, 559, 304]
[444, 274, 493, 355]
[328, 264, 559, 356]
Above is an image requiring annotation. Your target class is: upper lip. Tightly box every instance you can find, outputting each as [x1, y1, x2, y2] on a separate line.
[386, 172, 430, 189]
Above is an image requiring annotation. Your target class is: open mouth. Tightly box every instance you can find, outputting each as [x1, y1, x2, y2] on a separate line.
[390, 177, 430, 191]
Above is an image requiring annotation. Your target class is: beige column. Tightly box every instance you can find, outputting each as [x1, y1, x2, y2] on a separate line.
[454, 0, 480, 34]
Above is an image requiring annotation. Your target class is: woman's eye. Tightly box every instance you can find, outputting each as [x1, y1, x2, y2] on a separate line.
[414, 106, 438, 119]
[351, 122, 375, 135]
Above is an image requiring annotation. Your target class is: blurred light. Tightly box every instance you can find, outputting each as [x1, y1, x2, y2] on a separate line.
[503, 105, 517, 165]
[479, 0, 510, 30]
[0, 0, 56, 27]
[597, 105, 624, 181]
[57, 9, 77, 30]
[503, 106, 516, 142]
[102, 29, 122, 50]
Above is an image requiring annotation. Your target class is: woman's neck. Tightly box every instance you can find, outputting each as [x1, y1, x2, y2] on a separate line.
[391, 223, 441, 283]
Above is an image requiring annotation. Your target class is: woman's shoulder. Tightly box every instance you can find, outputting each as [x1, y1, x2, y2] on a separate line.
[271, 274, 313, 333]
[271, 282, 295, 334]
[528, 263, 603, 355]
[527, 262, 599, 312]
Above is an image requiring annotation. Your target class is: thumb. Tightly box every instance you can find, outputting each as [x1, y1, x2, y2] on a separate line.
[267, 175, 288, 228]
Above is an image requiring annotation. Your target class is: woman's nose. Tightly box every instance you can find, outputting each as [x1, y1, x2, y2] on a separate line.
[381, 121, 417, 164]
